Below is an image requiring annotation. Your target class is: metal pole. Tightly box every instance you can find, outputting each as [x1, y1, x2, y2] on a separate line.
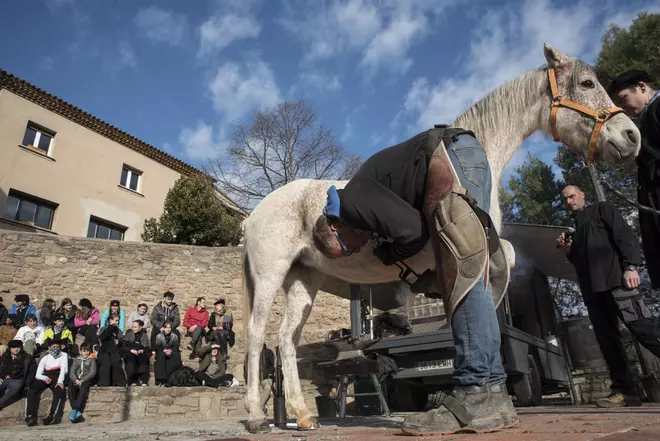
[274, 346, 286, 428]
[369, 287, 374, 340]
[350, 284, 362, 341]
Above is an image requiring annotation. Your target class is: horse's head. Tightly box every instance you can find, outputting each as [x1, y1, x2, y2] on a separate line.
[542, 43, 640, 165]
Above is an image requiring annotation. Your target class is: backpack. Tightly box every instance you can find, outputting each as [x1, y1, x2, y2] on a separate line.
[167, 366, 200, 387]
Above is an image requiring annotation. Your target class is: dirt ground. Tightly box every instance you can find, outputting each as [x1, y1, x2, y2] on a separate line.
[2, 405, 660, 441]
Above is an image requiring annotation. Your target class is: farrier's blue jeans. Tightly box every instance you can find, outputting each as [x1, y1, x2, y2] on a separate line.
[445, 134, 506, 386]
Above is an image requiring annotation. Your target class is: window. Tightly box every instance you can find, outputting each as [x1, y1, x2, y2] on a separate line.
[87, 217, 126, 241]
[120, 166, 141, 192]
[2, 190, 56, 229]
[21, 123, 55, 155]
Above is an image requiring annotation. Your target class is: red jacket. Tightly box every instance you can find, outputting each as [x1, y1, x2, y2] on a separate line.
[183, 307, 209, 329]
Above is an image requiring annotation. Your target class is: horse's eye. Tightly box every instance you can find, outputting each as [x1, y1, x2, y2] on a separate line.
[581, 80, 595, 88]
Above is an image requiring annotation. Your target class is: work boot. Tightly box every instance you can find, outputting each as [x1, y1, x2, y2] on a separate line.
[42, 415, 54, 426]
[401, 384, 504, 435]
[596, 392, 642, 408]
[489, 383, 519, 428]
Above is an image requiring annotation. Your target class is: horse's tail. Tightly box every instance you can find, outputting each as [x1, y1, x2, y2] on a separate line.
[242, 238, 255, 349]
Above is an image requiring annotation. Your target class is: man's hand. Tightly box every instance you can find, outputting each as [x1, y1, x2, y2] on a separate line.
[43, 377, 52, 384]
[56, 383, 64, 389]
[556, 232, 572, 249]
[130, 349, 139, 355]
[164, 349, 172, 356]
[623, 269, 641, 289]
[75, 379, 82, 386]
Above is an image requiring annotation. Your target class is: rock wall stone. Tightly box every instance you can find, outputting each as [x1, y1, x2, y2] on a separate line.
[0, 231, 350, 379]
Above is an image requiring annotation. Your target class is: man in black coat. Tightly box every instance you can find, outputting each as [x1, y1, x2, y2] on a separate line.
[609, 70, 660, 288]
[558, 185, 660, 407]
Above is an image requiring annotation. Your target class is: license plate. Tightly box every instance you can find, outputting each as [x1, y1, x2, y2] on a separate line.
[416, 359, 453, 372]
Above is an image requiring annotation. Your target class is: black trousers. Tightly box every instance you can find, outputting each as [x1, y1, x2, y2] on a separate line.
[26, 371, 66, 420]
[154, 351, 183, 383]
[68, 381, 92, 412]
[124, 353, 150, 385]
[97, 353, 126, 387]
[188, 327, 205, 357]
[195, 371, 234, 387]
[586, 289, 660, 395]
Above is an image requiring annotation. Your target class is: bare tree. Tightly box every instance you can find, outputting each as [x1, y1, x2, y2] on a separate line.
[209, 101, 361, 210]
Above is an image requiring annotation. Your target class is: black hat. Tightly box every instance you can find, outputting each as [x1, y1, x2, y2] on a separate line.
[14, 294, 29, 303]
[214, 299, 226, 306]
[163, 291, 175, 299]
[608, 69, 653, 95]
[44, 337, 63, 347]
[53, 313, 66, 322]
[110, 300, 120, 307]
[8, 339, 23, 349]
[79, 298, 93, 309]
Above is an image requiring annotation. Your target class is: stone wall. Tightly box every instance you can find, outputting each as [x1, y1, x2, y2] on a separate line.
[0, 231, 351, 379]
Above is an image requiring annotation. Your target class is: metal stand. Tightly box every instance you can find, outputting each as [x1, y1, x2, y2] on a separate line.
[273, 346, 286, 429]
[338, 373, 390, 419]
[551, 278, 579, 406]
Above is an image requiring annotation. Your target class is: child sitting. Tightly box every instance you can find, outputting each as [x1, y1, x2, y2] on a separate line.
[42, 313, 74, 354]
[25, 337, 68, 426]
[0, 339, 33, 411]
[97, 314, 126, 387]
[196, 344, 234, 388]
[68, 343, 97, 423]
[122, 320, 150, 386]
[14, 314, 44, 356]
[154, 320, 182, 386]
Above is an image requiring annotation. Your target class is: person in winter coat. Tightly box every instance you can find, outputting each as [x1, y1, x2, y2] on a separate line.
[74, 299, 100, 347]
[42, 313, 74, 354]
[97, 314, 126, 387]
[183, 297, 208, 360]
[0, 340, 33, 410]
[207, 299, 235, 359]
[122, 320, 150, 386]
[25, 337, 68, 426]
[68, 343, 97, 423]
[100, 300, 125, 331]
[10, 294, 36, 327]
[153, 320, 183, 386]
[55, 298, 78, 338]
[0, 314, 19, 354]
[36, 299, 56, 328]
[15, 314, 44, 356]
[0, 297, 8, 327]
[196, 344, 233, 387]
[128, 302, 150, 333]
[150, 291, 181, 349]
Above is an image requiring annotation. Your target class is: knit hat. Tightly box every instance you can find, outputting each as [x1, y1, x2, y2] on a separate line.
[110, 299, 120, 307]
[53, 313, 66, 322]
[44, 337, 63, 347]
[8, 339, 23, 349]
[608, 69, 654, 95]
[79, 298, 93, 309]
[14, 294, 29, 304]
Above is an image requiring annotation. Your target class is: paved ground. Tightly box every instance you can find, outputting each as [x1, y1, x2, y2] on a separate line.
[1, 405, 659, 441]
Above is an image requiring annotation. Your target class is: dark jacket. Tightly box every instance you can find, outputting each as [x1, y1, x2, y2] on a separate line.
[150, 302, 181, 330]
[0, 304, 7, 327]
[98, 324, 123, 354]
[154, 332, 180, 352]
[243, 345, 275, 382]
[198, 353, 226, 379]
[0, 351, 32, 381]
[122, 329, 150, 351]
[69, 356, 97, 383]
[568, 202, 642, 300]
[338, 130, 431, 264]
[207, 312, 235, 347]
[636, 94, 660, 288]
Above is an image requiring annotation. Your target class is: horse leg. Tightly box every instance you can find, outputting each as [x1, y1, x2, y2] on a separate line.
[280, 264, 324, 431]
[245, 262, 290, 433]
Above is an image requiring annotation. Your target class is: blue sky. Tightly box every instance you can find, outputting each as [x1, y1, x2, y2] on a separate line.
[1, 0, 659, 188]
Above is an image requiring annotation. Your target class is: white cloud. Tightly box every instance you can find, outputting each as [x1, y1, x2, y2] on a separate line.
[207, 60, 280, 122]
[291, 72, 341, 95]
[39, 56, 54, 71]
[179, 122, 225, 161]
[198, 4, 261, 59]
[134, 6, 188, 46]
[118, 41, 137, 69]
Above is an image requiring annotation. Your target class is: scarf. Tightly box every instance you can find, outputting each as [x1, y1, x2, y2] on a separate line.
[49, 347, 62, 358]
[53, 325, 64, 335]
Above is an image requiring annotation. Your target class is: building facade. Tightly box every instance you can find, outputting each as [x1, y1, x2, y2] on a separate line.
[0, 69, 243, 241]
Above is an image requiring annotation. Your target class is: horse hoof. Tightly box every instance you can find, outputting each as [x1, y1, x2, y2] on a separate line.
[246, 419, 271, 434]
[297, 416, 320, 431]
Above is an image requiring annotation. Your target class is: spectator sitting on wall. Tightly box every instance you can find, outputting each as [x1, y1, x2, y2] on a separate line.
[55, 298, 78, 339]
[10, 295, 36, 327]
[0, 340, 33, 411]
[100, 300, 126, 331]
[36, 299, 56, 328]
[68, 343, 97, 424]
[0, 297, 8, 327]
[15, 314, 44, 356]
[42, 313, 74, 354]
[74, 299, 100, 348]
[207, 299, 235, 359]
[0, 314, 19, 354]
[150, 291, 181, 350]
[128, 301, 150, 334]
[243, 343, 276, 415]
[183, 297, 209, 361]
[25, 337, 68, 426]
[196, 343, 234, 388]
[97, 314, 126, 387]
[122, 320, 151, 386]
[154, 320, 183, 386]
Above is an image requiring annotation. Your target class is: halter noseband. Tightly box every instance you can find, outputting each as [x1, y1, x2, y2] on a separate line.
[548, 67, 624, 163]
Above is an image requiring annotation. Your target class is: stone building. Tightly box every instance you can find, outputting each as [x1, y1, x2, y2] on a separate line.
[0, 69, 244, 241]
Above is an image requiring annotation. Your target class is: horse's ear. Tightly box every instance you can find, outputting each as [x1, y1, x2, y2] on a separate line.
[543, 43, 568, 67]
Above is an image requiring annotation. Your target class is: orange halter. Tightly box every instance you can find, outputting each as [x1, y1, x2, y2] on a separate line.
[547, 67, 624, 163]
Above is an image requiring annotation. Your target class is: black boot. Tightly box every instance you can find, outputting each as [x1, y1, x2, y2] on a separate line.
[26, 417, 38, 427]
[489, 383, 519, 428]
[42, 415, 54, 426]
[401, 384, 503, 435]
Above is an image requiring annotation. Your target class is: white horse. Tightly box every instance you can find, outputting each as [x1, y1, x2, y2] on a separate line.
[241, 44, 640, 433]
